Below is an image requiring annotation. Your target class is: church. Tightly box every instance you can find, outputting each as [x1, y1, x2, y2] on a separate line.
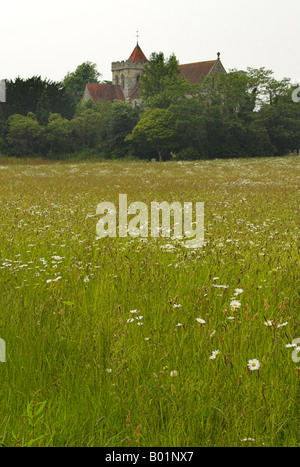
[82, 42, 226, 106]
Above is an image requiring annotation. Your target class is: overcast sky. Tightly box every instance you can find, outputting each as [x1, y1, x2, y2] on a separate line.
[1, 0, 299, 84]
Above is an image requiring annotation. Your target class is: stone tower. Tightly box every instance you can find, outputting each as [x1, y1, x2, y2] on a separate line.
[111, 43, 147, 100]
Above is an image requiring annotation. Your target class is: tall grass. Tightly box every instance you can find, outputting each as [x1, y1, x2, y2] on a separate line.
[0, 156, 299, 446]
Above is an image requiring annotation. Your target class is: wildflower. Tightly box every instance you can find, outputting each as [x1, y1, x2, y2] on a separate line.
[285, 343, 296, 348]
[247, 359, 260, 371]
[209, 354, 216, 360]
[83, 276, 90, 283]
[46, 276, 62, 283]
[212, 350, 220, 356]
[234, 288, 243, 294]
[144, 337, 150, 341]
[196, 318, 206, 324]
[241, 438, 255, 442]
[126, 318, 134, 323]
[227, 316, 235, 320]
[173, 304, 182, 308]
[129, 309, 138, 313]
[170, 370, 178, 377]
[264, 320, 273, 327]
[105, 368, 112, 373]
[230, 300, 241, 309]
[176, 323, 183, 327]
[277, 322, 288, 328]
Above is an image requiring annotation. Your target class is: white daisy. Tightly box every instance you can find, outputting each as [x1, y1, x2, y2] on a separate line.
[247, 359, 260, 371]
[277, 322, 288, 328]
[196, 318, 206, 324]
[264, 320, 273, 327]
[230, 300, 241, 309]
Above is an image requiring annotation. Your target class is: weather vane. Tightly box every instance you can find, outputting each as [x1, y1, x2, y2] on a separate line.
[136, 30, 139, 44]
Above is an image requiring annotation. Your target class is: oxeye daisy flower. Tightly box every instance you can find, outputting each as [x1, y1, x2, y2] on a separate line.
[212, 350, 220, 356]
[234, 288, 243, 294]
[196, 318, 206, 324]
[264, 320, 273, 327]
[277, 322, 288, 328]
[173, 304, 182, 308]
[209, 354, 216, 360]
[247, 359, 260, 371]
[230, 300, 241, 309]
[170, 370, 178, 377]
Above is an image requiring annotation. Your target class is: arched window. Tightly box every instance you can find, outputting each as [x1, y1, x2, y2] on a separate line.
[121, 74, 125, 89]
[115, 75, 119, 85]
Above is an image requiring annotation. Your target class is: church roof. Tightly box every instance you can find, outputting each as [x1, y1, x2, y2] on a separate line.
[128, 82, 142, 101]
[128, 43, 147, 63]
[179, 60, 217, 84]
[85, 83, 125, 102]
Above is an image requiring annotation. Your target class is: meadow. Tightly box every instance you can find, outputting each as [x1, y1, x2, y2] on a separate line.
[0, 155, 299, 447]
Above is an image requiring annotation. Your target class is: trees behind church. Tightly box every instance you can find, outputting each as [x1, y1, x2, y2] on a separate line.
[0, 54, 299, 159]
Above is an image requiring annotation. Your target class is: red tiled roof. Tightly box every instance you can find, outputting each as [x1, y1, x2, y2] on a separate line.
[86, 83, 124, 102]
[128, 82, 141, 100]
[179, 60, 217, 84]
[129, 43, 147, 63]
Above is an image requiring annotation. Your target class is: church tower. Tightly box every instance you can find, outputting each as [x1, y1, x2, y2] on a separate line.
[111, 43, 147, 100]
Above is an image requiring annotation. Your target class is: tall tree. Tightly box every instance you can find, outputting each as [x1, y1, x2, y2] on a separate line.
[1, 76, 74, 121]
[140, 52, 191, 109]
[63, 62, 101, 106]
[126, 108, 176, 161]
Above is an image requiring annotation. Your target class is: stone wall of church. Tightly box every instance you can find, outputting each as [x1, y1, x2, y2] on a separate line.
[111, 60, 145, 99]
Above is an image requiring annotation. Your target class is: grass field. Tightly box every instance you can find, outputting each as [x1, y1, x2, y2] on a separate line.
[0, 155, 299, 447]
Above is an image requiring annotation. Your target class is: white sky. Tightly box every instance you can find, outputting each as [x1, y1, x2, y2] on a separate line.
[1, 0, 300, 84]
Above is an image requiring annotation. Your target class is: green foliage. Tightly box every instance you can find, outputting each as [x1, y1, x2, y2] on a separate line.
[140, 52, 192, 109]
[107, 101, 140, 157]
[45, 113, 72, 154]
[7, 113, 42, 155]
[1, 54, 299, 159]
[126, 108, 177, 161]
[1, 76, 74, 121]
[63, 61, 101, 106]
[71, 99, 112, 150]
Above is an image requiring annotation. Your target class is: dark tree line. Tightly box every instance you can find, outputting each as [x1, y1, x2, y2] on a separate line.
[1, 55, 299, 160]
